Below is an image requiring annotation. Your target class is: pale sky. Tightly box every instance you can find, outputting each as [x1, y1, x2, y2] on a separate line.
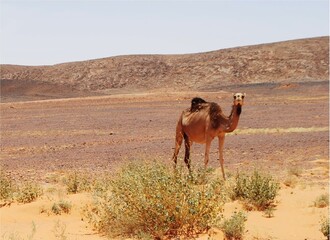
[0, 0, 329, 66]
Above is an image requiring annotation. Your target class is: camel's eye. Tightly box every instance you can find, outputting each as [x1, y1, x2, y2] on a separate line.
[242, 95, 245, 99]
[234, 95, 237, 100]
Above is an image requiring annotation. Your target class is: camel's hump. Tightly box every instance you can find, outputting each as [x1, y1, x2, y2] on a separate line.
[190, 97, 207, 112]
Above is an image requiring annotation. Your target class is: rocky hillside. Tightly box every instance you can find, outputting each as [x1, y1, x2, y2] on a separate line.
[1, 37, 329, 94]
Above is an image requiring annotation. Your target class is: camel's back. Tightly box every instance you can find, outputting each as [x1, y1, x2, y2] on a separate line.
[181, 103, 213, 143]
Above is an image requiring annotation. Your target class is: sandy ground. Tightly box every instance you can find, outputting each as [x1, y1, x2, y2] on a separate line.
[0, 81, 329, 239]
[0, 185, 328, 240]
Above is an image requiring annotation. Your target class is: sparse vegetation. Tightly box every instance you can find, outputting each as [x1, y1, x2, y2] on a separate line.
[51, 200, 72, 215]
[16, 182, 43, 204]
[63, 171, 92, 194]
[84, 162, 225, 239]
[1, 221, 36, 240]
[1, 170, 43, 205]
[288, 167, 302, 177]
[0, 170, 15, 203]
[283, 175, 298, 188]
[221, 211, 247, 240]
[263, 206, 275, 218]
[231, 170, 280, 211]
[53, 220, 68, 240]
[314, 194, 329, 208]
[283, 167, 301, 188]
[320, 216, 330, 240]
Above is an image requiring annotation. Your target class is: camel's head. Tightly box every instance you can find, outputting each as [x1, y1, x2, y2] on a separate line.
[233, 93, 245, 106]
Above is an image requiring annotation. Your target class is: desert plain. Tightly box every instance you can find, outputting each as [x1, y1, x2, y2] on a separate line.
[0, 80, 329, 239]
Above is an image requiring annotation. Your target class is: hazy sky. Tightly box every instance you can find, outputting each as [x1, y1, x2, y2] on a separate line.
[0, 0, 329, 66]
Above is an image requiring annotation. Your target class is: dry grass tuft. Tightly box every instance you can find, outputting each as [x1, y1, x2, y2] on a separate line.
[314, 194, 329, 208]
[221, 211, 247, 240]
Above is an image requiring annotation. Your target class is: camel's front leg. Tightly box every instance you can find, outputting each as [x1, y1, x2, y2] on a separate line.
[172, 118, 184, 169]
[218, 134, 226, 180]
[172, 130, 183, 169]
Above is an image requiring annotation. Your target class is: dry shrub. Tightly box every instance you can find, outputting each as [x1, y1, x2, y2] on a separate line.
[0, 170, 15, 203]
[320, 216, 330, 240]
[314, 194, 329, 208]
[1, 169, 43, 205]
[85, 161, 225, 239]
[288, 167, 302, 177]
[16, 181, 43, 204]
[52, 200, 72, 215]
[63, 171, 92, 194]
[283, 175, 298, 188]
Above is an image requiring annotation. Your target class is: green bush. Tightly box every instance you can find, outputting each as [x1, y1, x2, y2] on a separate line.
[85, 162, 225, 239]
[232, 170, 280, 210]
[221, 211, 247, 240]
[16, 182, 43, 204]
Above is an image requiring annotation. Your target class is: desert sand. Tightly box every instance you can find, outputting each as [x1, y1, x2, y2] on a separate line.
[0, 185, 328, 240]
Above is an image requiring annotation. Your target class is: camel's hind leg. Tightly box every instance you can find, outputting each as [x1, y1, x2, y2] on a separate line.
[183, 133, 192, 171]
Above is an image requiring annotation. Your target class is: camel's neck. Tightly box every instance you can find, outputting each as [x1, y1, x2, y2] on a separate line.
[224, 104, 242, 133]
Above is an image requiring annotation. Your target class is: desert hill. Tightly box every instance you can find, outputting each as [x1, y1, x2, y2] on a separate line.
[0, 36, 329, 101]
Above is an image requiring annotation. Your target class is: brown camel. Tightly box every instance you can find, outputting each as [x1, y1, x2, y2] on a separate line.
[172, 93, 245, 180]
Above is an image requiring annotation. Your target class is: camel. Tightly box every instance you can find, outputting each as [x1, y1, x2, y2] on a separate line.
[172, 93, 245, 180]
